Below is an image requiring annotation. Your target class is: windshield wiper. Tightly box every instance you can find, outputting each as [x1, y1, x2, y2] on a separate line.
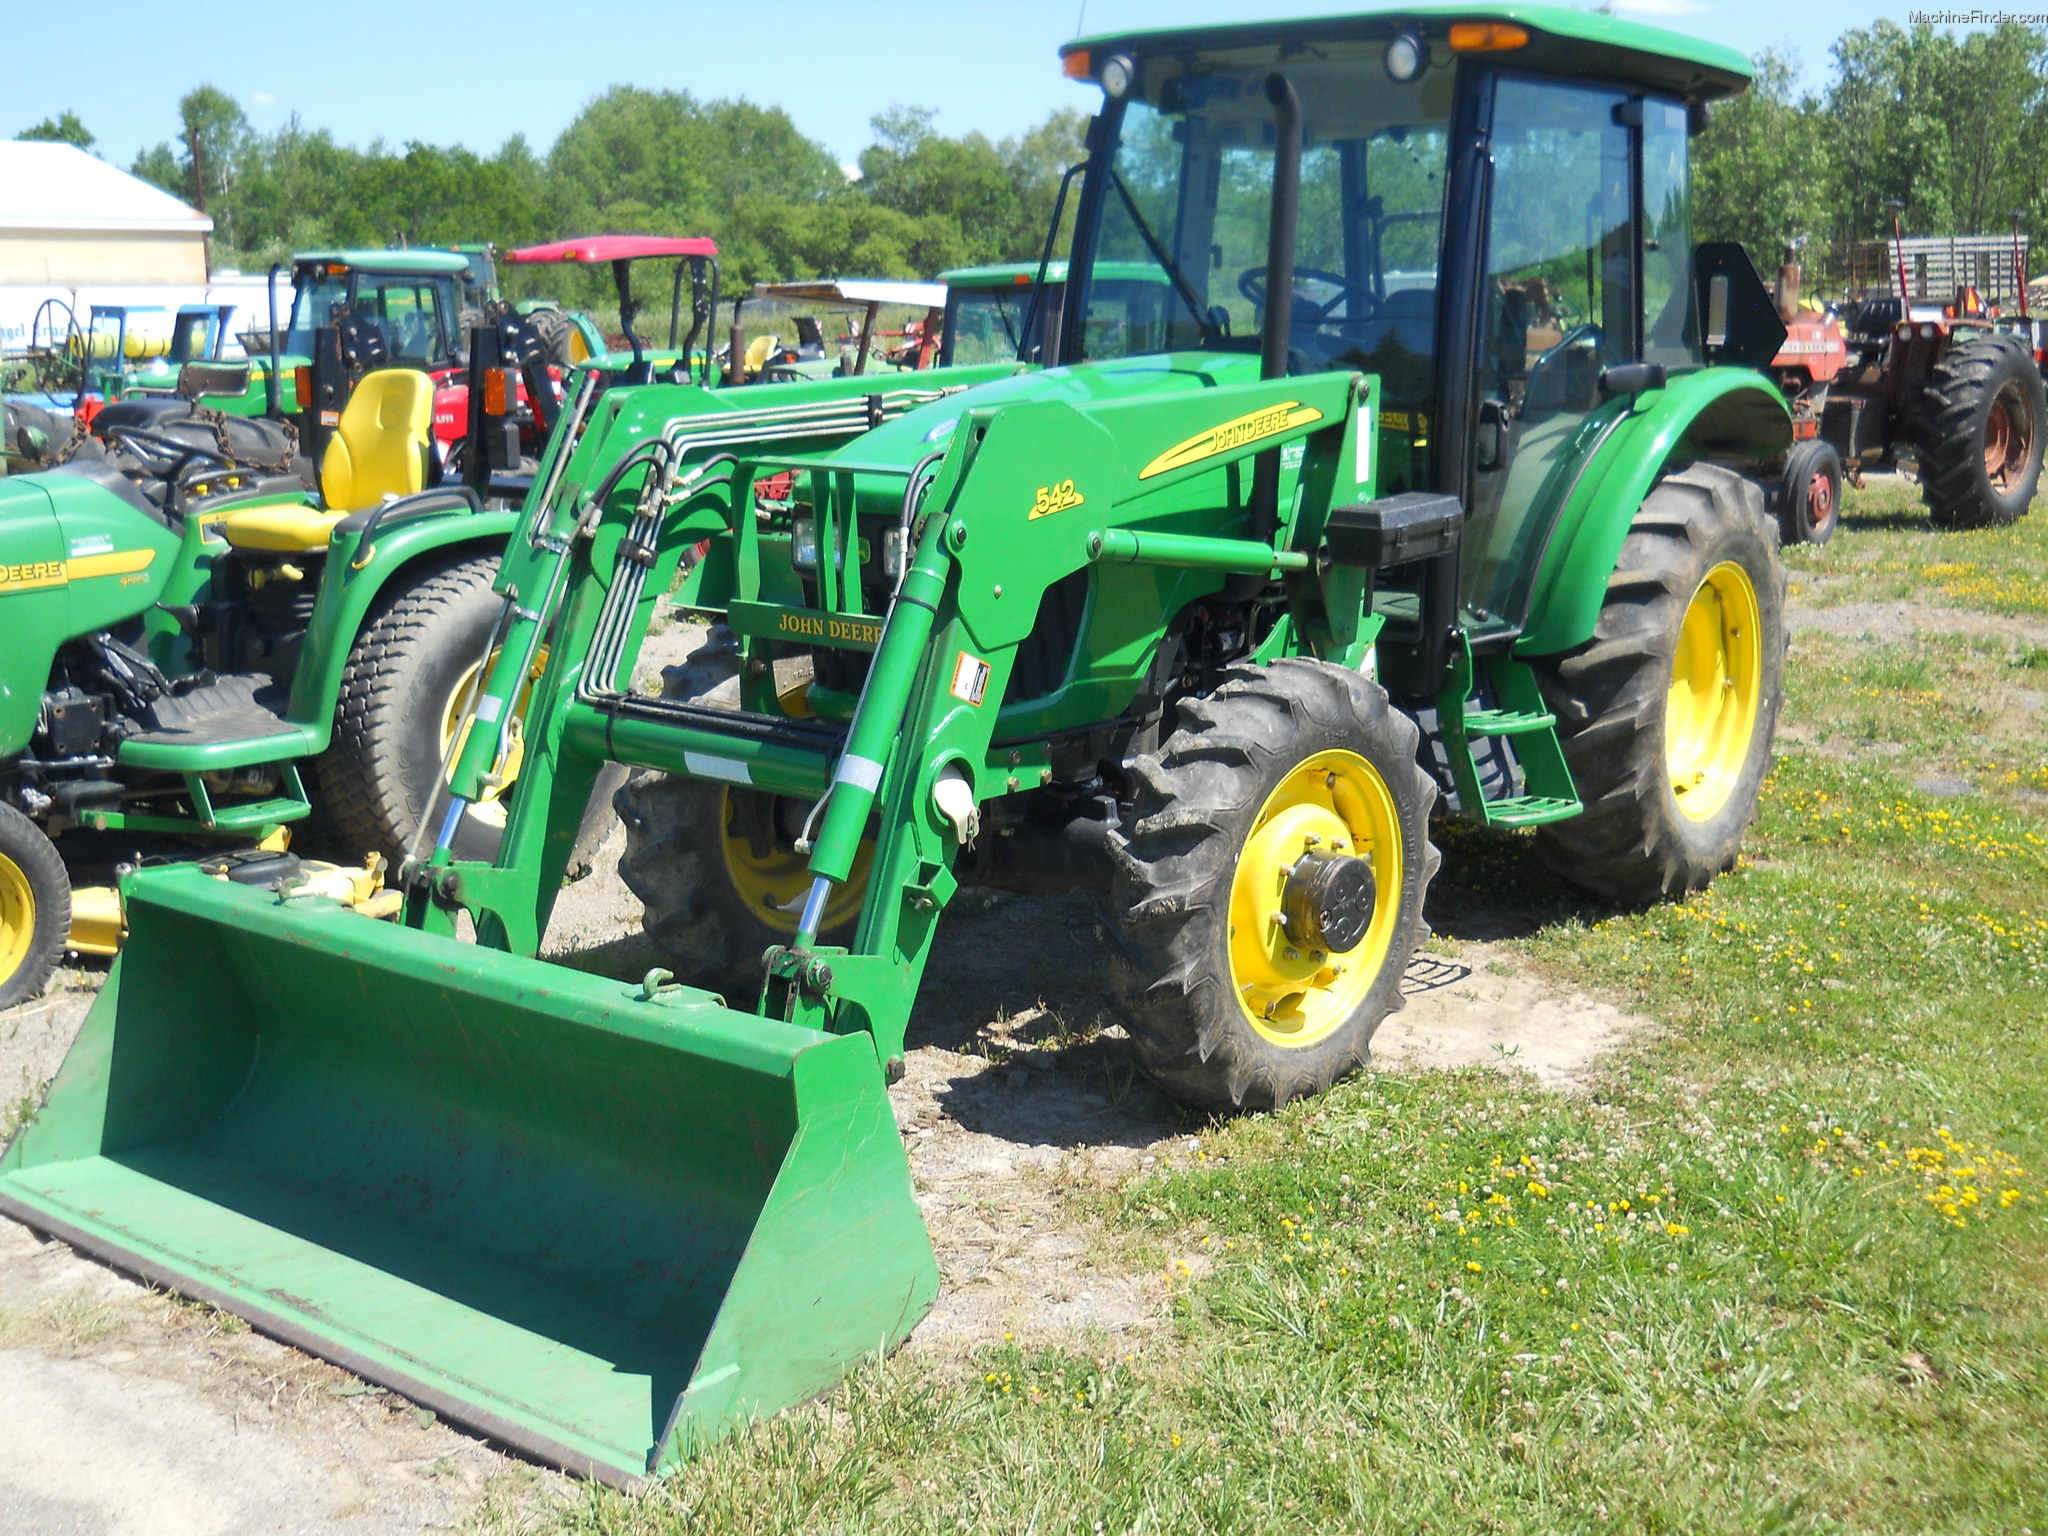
[1110, 173, 1216, 341]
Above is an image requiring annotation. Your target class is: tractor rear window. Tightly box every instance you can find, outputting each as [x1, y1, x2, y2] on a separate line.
[1076, 44, 1454, 423]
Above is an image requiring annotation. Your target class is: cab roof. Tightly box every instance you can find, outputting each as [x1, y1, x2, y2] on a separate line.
[938, 260, 1168, 288]
[506, 235, 718, 264]
[1063, 3, 1752, 104]
[292, 248, 472, 275]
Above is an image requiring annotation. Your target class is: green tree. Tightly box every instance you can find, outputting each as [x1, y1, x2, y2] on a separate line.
[1690, 50, 1826, 261]
[16, 111, 95, 151]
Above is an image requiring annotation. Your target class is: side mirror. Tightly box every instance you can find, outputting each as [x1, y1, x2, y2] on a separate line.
[1476, 398, 1509, 468]
[1600, 362, 1668, 397]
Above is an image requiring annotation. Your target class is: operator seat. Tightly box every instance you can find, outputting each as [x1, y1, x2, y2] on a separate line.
[216, 368, 435, 553]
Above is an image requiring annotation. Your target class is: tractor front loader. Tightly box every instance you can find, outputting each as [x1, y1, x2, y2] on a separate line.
[3, 4, 1792, 1485]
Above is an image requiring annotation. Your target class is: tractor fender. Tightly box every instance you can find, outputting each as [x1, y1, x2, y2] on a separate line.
[1516, 367, 1790, 656]
[283, 506, 519, 731]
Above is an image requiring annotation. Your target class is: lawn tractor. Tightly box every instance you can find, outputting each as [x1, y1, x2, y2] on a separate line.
[0, 359, 542, 1007]
[2, 3, 1792, 1485]
[1779, 212, 2045, 535]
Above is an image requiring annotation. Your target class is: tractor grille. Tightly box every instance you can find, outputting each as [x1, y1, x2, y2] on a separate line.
[1003, 569, 1090, 706]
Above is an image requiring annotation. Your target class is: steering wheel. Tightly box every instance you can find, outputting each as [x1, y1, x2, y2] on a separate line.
[106, 426, 233, 482]
[1238, 266, 1378, 325]
[1520, 322, 1602, 416]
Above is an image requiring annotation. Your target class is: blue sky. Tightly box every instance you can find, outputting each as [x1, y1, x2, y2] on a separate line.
[9, 0, 1927, 172]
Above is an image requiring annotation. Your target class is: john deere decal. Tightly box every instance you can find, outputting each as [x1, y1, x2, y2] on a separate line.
[1138, 401, 1325, 480]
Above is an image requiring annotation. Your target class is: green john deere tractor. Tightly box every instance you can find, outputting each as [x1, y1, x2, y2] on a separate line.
[2, 3, 1791, 1484]
[0, 364, 537, 1006]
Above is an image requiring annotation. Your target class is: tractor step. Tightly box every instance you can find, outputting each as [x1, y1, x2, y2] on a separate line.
[1436, 637, 1581, 831]
[1460, 706, 1556, 736]
[1478, 795, 1581, 828]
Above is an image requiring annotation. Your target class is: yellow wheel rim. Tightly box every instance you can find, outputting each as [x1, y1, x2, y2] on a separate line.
[440, 647, 547, 832]
[1227, 748, 1403, 1050]
[0, 852, 35, 984]
[1665, 561, 1763, 823]
[719, 790, 872, 935]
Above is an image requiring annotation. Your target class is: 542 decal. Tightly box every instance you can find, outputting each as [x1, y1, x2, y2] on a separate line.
[1028, 479, 1085, 519]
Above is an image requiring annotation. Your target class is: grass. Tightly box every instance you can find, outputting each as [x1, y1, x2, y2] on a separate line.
[505, 476, 2047, 1536]
[1789, 475, 2048, 620]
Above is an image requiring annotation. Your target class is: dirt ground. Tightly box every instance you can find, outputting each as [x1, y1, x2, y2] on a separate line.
[0, 612, 1652, 1531]
[0, 828, 1644, 1534]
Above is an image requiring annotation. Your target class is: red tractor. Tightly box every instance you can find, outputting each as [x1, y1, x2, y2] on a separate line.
[1765, 215, 2045, 544]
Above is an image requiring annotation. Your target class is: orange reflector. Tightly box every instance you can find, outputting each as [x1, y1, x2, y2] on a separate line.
[1062, 49, 1092, 79]
[1013, 274, 1032, 285]
[483, 367, 510, 416]
[292, 366, 313, 406]
[1448, 21, 1529, 50]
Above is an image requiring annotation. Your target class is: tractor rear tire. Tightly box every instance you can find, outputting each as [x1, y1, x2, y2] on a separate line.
[523, 307, 574, 367]
[616, 773, 873, 1003]
[0, 804, 69, 1010]
[1778, 438, 1843, 546]
[319, 554, 507, 866]
[1532, 464, 1784, 904]
[615, 632, 866, 1000]
[1915, 332, 2045, 529]
[1102, 657, 1438, 1111]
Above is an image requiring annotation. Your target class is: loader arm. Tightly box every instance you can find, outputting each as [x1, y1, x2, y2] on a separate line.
[432, 366, 1375, 1068]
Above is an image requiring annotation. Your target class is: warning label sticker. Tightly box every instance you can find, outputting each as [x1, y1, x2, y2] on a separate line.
[950, 651, 991, 706]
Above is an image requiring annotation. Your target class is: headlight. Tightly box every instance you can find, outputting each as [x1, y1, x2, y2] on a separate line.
[880, 526, 906, 580]
[790, 514, 820, 573]
[1919, 323, 1938, 339]
[1099, 54, 1134, 99]
[1384, 31, 1429, 82]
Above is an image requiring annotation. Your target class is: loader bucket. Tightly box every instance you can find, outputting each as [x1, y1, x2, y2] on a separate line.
[0, 868, 937, 1484]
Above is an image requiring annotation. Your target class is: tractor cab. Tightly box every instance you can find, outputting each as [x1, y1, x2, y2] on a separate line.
[1054, 10, 1786, 664]
[938, 260, 1173, 366]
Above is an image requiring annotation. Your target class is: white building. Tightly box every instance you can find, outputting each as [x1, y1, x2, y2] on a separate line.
[0, 141, 281, 357]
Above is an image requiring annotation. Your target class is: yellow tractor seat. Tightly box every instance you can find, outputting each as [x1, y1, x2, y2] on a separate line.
[217, 502, 349, 553]
[321, 368, 436, 513]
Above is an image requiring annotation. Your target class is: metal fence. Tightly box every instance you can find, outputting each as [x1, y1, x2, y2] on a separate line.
[1815, 235, 2032, 305]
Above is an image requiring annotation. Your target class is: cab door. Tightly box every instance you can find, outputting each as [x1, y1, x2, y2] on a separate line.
[1458, 79, 1696, 631]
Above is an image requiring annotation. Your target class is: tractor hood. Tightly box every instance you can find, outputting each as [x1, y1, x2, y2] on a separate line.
[836, 351, 1272, 471]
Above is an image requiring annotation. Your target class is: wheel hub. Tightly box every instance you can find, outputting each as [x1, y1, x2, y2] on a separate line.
[0, 853, 34, 980]
[1280, 850, 1376, 952]
[1665, 560, 1764, 823]
[1226, 749, 1403, 1048]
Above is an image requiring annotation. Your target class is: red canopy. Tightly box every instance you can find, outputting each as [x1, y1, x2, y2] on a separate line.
[505, 235, 718, 264]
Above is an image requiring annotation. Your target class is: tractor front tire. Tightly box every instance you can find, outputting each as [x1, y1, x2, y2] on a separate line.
[0, 804, 69, 1010]
[320, 554, 506, 865]
[1103, 657, 1438, 1111]
[1916, 332, 2045, 529]
[1533, 464, 1784, 904]
[1778, 437, 1843, 546]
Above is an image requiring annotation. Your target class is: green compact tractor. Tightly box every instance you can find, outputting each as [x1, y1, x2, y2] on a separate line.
[3, 4, 1790, 1484]
[0, 365, 538, 1005]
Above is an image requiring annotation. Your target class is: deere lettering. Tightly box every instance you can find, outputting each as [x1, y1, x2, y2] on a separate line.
[1139, 401, 1326, 479]
[777, 611, 883, 646]
[0, 560, 67, 593]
